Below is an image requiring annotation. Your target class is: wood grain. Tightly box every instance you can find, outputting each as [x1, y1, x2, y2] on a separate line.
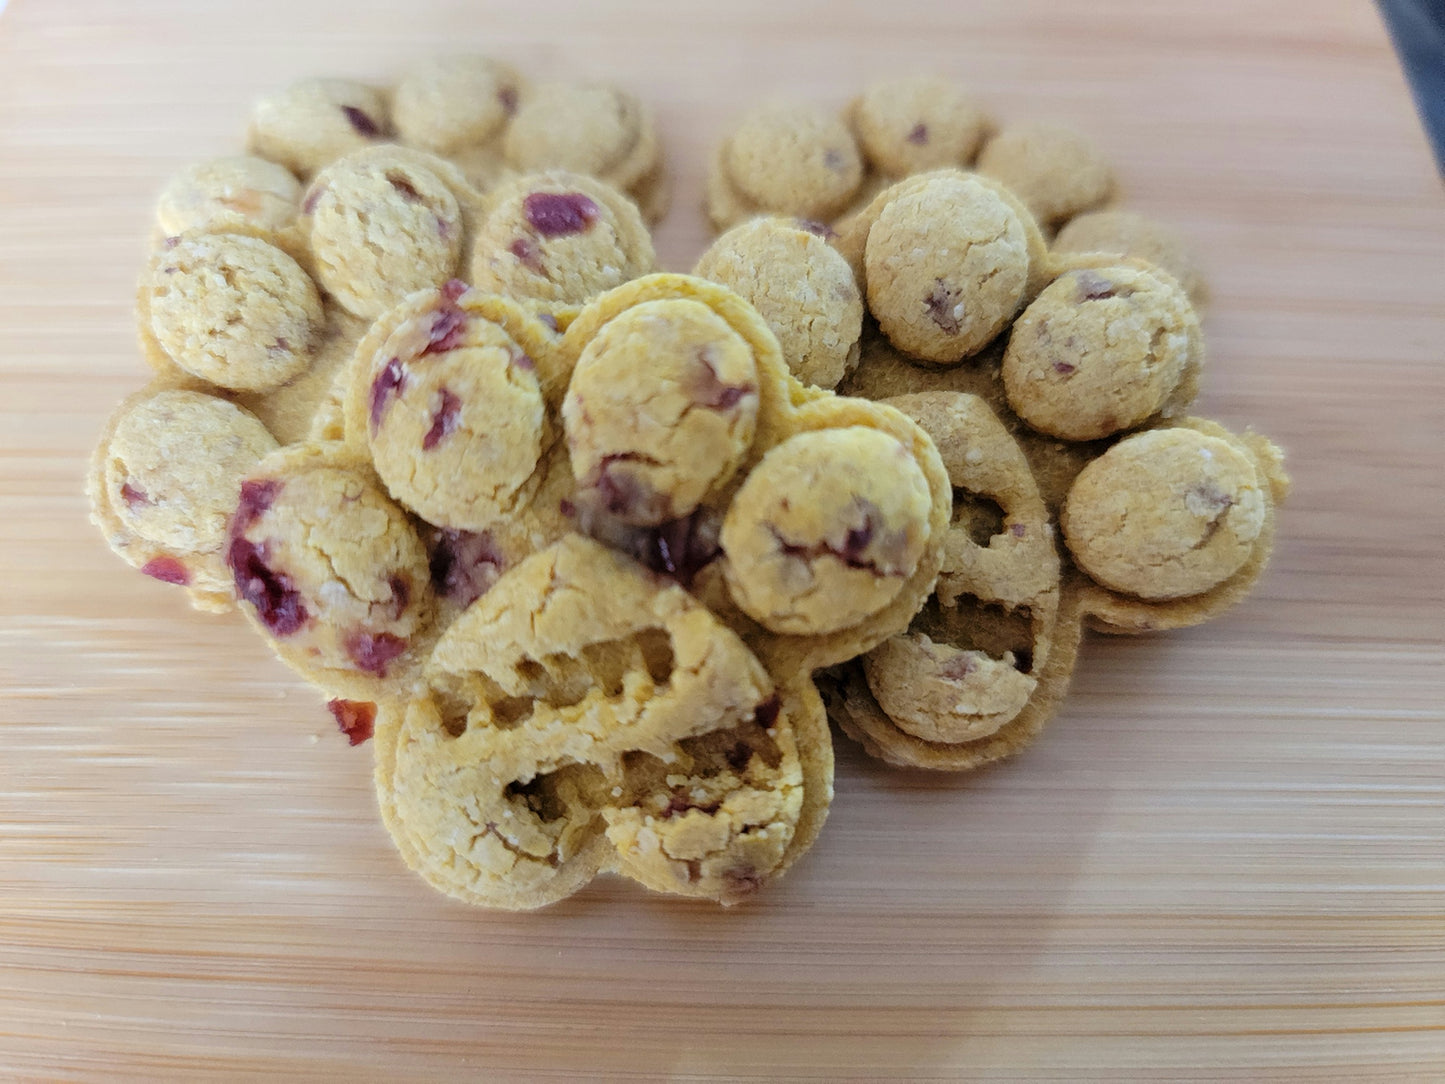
[1, 0, 1443, 1078]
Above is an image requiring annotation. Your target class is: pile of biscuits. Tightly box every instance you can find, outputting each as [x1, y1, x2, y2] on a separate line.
[89, 61, 1287, 910]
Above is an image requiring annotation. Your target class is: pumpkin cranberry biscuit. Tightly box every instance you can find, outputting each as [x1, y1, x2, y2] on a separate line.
[154, 155, 302, 241]
[300, 145, 482, 319]
[862, 171, 1040, 364]
[1002, 263, 1203, 442]
[247, 77, 389, 178]
[139, 231, 323, 393]
[693, 217, 864, 390]
[977, 121, 1115, 229]
[503, 82, 664, 216]
[706, 102, 864, 230]
[1053, 209, 1207, 305]
[848, 76, 991, 179]
[827, 391, 1072, 771]
[563, 298, 760, 527]
[391, 54, 524, 156]
[1064, 419, 1289, 633]
[88, 384, 279, 613]
[226, 442, 437, 700]
[373, 535, 807, 909]
[341, 280, 561, 532]
[720, 427, 934, 637]
[469, 170, 655, 307]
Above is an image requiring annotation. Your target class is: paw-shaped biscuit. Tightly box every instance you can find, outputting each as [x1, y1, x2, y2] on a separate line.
[827, 391, 1075, 770]
[88, 382, 279, 613]
[373, 535, 807, 909]
[226, 441, 438, 699]
[1065, 419, 1289, 633]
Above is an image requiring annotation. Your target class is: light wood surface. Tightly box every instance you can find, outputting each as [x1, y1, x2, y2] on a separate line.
[2, 1, 1443, 1079]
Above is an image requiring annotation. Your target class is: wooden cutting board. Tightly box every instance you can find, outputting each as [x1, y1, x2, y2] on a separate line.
[1, 0, 1442, 1078]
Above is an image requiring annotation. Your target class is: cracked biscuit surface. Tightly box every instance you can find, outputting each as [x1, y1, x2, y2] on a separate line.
[374, 535, 805, 909]
[140, 231, 324, 393]
[301, 146, 474, 319]
[563, 297, 760, 527]
[226, 442, 437, 700]
[344, 280, 552, 532]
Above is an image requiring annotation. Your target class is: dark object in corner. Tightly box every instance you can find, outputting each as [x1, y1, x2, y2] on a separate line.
[1379, 0, 1445, 173]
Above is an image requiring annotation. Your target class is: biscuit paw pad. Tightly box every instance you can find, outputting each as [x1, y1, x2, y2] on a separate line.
[227, 443, 436, 697]
[563, 298, 760, 526]
[1003, 264, 1201, 442]
[720, 427, 934, 636]
[350, 281, 551, 531]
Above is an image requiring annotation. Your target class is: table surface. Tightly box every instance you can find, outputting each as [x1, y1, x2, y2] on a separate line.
[2, 0, 1443, 1079]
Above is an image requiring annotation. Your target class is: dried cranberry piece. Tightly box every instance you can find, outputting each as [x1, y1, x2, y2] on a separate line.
[120, 482, 151, 509]
[639, 512, 722, 586]
[797, 219, 838, 240]
[421, 307, 468, 356]
[509, 236, 544, 273]
[943, 655, 977, 681]
[228, 538, 308, 636]
[369, 357, 408, 432]
[925, 279, 962, 335]
[693, 348, 755, 411]
[823, 148, 847, 172]
[498, 86, 519, 116]
[906, 122, 930, 145]
[523, 192, 600, 237]
[1074, 271, 1118, 301]
[345, 631, 408, 676]
[327, 699, 376, 746]
[141, 556, 190, 586]
[428, 528, 502, 607]
[232, 479, 281, 533]
[753, 694, 782, 730]
[1052, 360, 1077, 375]
[302, 186, 325, 215]
[421, 388, 462, 451]
[341, 105, 380, 137]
